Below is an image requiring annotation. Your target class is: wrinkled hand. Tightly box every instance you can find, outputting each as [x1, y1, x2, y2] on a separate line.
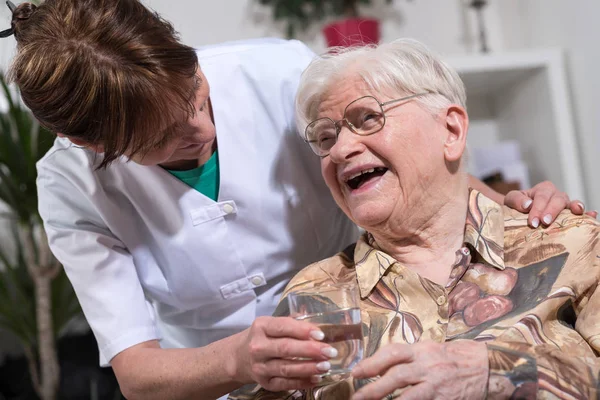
[504, 181, 597, 228]
[351, 341, 488, 400]
[233, 316, 337, 391]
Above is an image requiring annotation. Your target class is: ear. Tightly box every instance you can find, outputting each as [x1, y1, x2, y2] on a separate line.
[58, 133, 105, 153]
[443, 105, 469, 163]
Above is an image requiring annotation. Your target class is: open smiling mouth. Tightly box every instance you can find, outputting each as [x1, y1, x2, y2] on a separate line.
[346, 167, 388, 190]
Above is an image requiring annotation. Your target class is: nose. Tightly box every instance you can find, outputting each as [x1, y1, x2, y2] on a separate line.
[328, 125, 365, 163]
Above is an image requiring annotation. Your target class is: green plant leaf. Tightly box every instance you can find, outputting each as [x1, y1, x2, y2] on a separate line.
[0, 74, 44, 223]
[0, 225, 38, 347]
[0, 64, 82, 359]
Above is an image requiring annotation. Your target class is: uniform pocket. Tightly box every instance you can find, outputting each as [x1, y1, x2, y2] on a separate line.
[189, 201, 238, 226]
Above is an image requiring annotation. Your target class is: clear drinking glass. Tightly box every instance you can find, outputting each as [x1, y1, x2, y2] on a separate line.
[287, 283, 364, 377]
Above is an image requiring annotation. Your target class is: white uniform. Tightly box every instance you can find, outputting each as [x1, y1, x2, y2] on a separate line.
[37, 39, 357, 368]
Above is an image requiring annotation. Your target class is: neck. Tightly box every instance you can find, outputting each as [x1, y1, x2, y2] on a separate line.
[161, 98, 217, 171]
[160, 140, 217, 171]
[370, 176, 469, 286]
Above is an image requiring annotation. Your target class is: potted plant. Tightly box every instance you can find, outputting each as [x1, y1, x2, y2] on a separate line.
[0, 71, 82, 400]
[257, 0, 401, 47]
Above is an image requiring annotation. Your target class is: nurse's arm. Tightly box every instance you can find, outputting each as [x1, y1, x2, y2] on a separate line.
[111, 338, 243, 399]
[467, 174, 504, 204]
[111, 316, 334, 399]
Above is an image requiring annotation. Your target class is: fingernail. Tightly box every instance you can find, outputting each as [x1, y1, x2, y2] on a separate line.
[543, 214, 552, 225]
[523, 199, 533, 209]
[532, 217, 540, 228]
[316, 361, 331, 372]
[577, 202, 585, 211]
[310, 330, 325, 341]
[321, 347, 338, 358]
[311, 375, 323, 384]
[353, 394, 365, 400]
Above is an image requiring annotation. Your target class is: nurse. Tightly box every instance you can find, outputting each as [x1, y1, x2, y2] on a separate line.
[3, 0, 593, 399]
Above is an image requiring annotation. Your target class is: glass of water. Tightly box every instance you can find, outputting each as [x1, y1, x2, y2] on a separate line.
[287, 283, 364, 377]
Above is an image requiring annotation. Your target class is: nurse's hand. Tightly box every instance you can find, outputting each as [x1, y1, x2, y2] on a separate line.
[504, 180, 597, 228]
[233, 316, 336, 391]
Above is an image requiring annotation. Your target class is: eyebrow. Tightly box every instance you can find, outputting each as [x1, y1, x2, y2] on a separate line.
[190, 75, 202, 101]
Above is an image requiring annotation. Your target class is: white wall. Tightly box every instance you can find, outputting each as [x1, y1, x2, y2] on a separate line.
[141, 0, 505, 56]
[495, 0, 600, 209]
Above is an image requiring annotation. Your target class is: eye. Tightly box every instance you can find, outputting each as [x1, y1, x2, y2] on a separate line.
[363, 113, 377, 121]
[359, 111, 383, 130]
[317, 130, 336, 149]
[151, 134, 171, 150]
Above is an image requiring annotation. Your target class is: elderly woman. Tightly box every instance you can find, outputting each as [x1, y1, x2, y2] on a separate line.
[229, 39, 600, 400]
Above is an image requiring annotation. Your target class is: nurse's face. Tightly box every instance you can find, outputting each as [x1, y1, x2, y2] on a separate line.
[131, 69, 217, 168]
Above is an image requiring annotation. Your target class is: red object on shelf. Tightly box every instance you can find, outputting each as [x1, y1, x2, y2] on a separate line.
[323, 18, 380, 48]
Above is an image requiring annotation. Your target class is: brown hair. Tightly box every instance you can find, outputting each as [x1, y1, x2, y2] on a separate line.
[8, 0, 199, 167]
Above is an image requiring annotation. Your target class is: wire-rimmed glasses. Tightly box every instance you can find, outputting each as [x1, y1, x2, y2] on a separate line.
[303, 92, 428, 157]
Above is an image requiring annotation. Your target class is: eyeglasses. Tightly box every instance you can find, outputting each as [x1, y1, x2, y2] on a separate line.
[303, 92, 428, 157]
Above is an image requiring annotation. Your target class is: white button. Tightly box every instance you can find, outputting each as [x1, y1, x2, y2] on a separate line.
[223, 204, 235, 214]
[250, 276, 264, 286]
[436, 295, 447, 306]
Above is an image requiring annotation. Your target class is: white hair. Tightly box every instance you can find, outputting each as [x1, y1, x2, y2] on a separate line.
[295, 38, 467, 135]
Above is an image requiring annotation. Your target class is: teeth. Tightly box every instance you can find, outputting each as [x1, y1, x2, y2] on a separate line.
[346, 167, 383, 181]
[347, 168, 372, 181]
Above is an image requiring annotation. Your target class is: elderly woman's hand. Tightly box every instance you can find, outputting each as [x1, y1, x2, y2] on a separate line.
[504, 180, 597, 228]
[351, 341, 488, 400]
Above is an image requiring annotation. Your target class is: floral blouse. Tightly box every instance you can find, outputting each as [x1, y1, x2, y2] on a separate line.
[230, 190, 600, 399]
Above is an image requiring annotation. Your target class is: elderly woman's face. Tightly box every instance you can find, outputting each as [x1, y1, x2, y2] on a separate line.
[318, 75, 467, 230]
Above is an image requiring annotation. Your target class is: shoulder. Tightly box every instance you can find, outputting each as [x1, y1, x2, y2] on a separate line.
[283, 243, 357, 296]
[503, 207, 600, 267]
[36, 137, 131, 210]
[196, 38, 315, 63]
[549, 210, 600, 253]
[196, 38, 316, 86]
[37, 136, 103, 172]
[504, 206, 599, 239]
[199, 39, 317, 131]
[36, 137, 137, 183]
[36, 137, 99, 185]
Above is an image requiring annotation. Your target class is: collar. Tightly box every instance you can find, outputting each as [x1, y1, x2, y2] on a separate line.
[463, 189, 505, 270]
[354, 189, 505, 299]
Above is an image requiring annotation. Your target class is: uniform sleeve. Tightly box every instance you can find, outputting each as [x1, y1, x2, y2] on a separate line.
[37, 161, 160, 366]
[486, 227, 600, 399]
